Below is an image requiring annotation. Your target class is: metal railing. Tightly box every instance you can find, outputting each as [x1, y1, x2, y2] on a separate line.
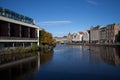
[0, 37, 38, 40]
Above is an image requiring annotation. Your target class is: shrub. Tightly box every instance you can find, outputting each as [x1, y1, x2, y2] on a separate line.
[31, 43, 39, 52]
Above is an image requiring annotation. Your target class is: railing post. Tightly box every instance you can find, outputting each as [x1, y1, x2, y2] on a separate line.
[8, 22, 10, 37]
[23, 43, 25, 47]
[28, 27, 30, 38]
[31, 43, 33, 46]
[13, 43, 14, 48]
[20, 25, 21, 38]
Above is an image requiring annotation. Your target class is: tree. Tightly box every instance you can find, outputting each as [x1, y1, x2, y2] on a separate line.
[39, 30, 56, 45]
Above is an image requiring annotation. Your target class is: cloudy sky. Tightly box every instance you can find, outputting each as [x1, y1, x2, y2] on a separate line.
[0, 0, 120, 37]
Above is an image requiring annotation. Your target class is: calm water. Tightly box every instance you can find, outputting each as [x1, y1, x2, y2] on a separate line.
[0, 45, 120, 80]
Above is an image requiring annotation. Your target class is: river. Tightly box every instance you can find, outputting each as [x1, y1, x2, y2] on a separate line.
[0, 45, 120, 80]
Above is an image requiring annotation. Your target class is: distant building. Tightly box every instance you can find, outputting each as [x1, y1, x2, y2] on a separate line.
[106, 23, 120, 43]
[72, 32, 83, 43]
[90, 25, 102, 44]
[83, 30, 90, 43]
[67, 32, 73, 43]
[54, 37, 68, 44]
[99, 27, 106, 43]
[0, 7, 41, 49]
[100, 23, 120, 44]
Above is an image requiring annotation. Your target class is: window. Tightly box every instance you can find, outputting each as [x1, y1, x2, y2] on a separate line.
[2, 11, 5, 16]
[0, 10, 2, 15]
[0, 7, 34, 24]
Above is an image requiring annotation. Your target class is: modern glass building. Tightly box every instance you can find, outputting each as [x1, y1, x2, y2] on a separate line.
[0, 7, 34, 25]
[0, 7, 41, 49]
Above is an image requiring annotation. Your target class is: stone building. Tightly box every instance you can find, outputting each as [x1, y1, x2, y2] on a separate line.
[90, 25, 102, 44]
[100, 23, 120, 44]
[106, 23, 120, 43]
[99, 27, 107, 43]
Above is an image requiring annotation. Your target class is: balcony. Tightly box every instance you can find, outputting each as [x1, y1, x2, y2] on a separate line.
[0, 37, 38, 42]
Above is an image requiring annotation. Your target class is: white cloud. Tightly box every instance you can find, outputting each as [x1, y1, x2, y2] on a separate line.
[87, 0, 97, 5]
[38, 20, 72, 26]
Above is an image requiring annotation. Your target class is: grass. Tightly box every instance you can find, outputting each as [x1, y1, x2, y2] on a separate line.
[0, 43, 55, 55]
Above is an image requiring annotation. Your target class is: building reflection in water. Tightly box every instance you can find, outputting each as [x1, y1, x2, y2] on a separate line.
[37, 52, 40, 71]
[100, 47, 120, 66]
[89, 46, 120, 66]
[0, 56, 38, 80]
[0, 50, 54, 80]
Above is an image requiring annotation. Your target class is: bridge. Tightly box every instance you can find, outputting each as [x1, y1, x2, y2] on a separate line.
[54, 37, 68, 44]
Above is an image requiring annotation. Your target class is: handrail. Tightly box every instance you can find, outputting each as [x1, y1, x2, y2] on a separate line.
[0, 37, 38, 40]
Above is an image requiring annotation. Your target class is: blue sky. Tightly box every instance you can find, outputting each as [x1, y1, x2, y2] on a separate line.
[0, 0, 120, 37]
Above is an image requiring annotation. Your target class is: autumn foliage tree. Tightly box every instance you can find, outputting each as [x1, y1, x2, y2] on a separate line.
[39, 30, 56, 45]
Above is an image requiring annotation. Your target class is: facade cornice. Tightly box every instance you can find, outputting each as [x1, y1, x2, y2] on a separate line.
[0, 16, 40, 29]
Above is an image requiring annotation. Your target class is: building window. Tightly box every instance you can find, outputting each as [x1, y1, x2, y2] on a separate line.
[0, 7, 34, 24]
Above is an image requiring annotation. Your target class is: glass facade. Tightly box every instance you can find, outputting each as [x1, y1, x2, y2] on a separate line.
[0, 7, 34, 25]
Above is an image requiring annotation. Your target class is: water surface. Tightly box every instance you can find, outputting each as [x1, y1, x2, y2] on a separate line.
[0, 45, 120, 80]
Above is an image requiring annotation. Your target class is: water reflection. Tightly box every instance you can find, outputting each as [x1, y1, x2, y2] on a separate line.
[40, 50, 54, 64]
[89, 46, 120, 66]
[0, 53, 37, 65]
[0, 56, 38, 80]
[0, 46, 120, 80]
[0, 50, 54, 80]
[55, 45, 120, 66]
[34, 45, 120, 80]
